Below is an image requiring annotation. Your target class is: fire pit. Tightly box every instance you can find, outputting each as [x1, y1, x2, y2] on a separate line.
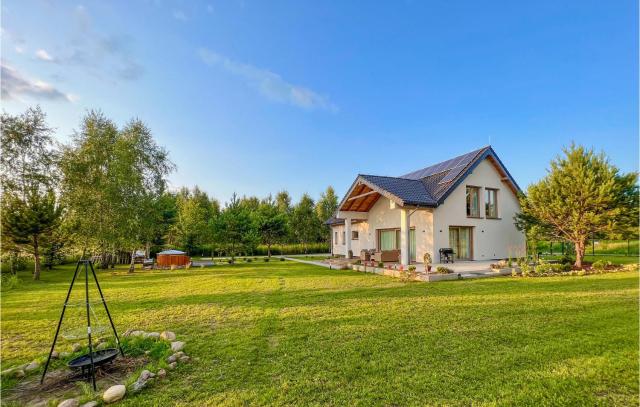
[68, 348, 119, 379]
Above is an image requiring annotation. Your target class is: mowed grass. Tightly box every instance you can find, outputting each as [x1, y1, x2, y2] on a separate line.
[2, 262, 638, 406]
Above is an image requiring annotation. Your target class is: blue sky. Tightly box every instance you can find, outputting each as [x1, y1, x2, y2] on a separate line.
[2, 0, 637, 204]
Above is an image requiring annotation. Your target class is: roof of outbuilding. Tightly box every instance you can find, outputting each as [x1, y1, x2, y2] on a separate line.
[335, 146, 520, 216]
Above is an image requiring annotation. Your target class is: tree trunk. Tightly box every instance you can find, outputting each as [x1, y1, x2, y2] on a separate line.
[267, 243, 271, 258]
[128, 249, 136, 273]
[574, 239, 585, 269]
[33, 236, 41, 281]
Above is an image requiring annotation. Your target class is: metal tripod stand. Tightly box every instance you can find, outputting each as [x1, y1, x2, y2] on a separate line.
[40, 259, 124, 390]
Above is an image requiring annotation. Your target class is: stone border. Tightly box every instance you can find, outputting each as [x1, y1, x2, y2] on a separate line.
[351, 264, 517, 282]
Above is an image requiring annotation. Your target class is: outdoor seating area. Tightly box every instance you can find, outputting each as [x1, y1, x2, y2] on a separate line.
[360, 249, 400, 263]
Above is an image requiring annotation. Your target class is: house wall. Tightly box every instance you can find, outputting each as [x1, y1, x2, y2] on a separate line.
[432, 158, 525, 261]
[332, 196, 434, 260]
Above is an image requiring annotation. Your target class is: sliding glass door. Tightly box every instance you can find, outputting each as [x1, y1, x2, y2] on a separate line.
[449, 227, 472, 260]
[378, 229, 416, 262]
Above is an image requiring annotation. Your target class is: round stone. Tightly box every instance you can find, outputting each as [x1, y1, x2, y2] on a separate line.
[58, 399, 79, 407]
[145, 332, 160, 339]
[139, 369, 152, 381]
[168, 362, 177, 370]
[80, 402, 98, 407]
[157, 369, 166, 378]
[71, 343, 82, 352]
[51, 351, 60, 359]
[25, 361, 40, 372]
[170, 341, 185, 352]
[102, 384, 126, 403]
[160, 331, 176, 341]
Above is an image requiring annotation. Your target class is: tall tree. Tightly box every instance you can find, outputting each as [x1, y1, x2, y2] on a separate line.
[275, 190, 292, 214]
[291, 193, 321, 252]
[60, 111, 173, 270]
[214, 193, 256, 259]
[254, 198, 287, 257]
[1, 107, 61, 280]
[516, 144, 638, 268]
[315, 186, 339, 243]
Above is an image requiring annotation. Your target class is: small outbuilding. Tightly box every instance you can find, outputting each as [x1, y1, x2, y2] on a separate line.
[156, 249, 190, 268]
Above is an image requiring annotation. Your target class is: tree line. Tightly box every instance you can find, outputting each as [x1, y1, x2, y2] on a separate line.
[1, 107, 338, 280]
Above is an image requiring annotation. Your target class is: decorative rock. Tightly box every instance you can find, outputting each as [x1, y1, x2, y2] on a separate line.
[2, 367, 25, 378]
[130, 330, 145, 337]
[170, 341, 185, 352]
[139, 369, 152, 381]
[144, 350, 151, 355]
[60, 352, 71, 358]
[173, 351, 185, 358]
[72, 343, 82, 352]
[179, 356, 190, 363]
[149, 372, 156, 378]
[122, 329, 133, 337]
[166, 354, 177, 363]
[144, 332, 160, 340]
[157, 369, 166, 378]
[58, 398, 79, 407]
[51, 350, 60, 359]
[102, 384, 126, 403]
[129, 378, 148, 393]
[25, 361, 40, 372]
[160, 331, 176, 341]
[80, 402, 98, 407]
[168, 362, 177, 370]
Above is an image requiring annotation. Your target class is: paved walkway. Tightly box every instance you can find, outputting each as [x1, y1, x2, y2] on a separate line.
[283, 256, 333, 268]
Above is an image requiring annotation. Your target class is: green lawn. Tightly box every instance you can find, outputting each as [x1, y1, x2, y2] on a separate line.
[2, 262, 638, 406]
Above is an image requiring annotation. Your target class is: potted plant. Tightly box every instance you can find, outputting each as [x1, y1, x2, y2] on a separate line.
[423, 252, 432, 272]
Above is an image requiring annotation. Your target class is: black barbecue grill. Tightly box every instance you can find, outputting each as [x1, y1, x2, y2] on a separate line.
[439, 248, 455, 263]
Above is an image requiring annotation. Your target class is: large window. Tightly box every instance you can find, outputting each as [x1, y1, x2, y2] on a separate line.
[377, 229, 416, 261]
[352, 231, 359, 240]
[485, 188, 498, 218]
[466, 186, 480, 217]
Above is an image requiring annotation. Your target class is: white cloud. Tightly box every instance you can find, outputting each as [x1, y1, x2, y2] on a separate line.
[198, 48, 337, 112]
[1, 62, 75, 102]
[35, 49, 54, 61]
[173, 10, 187, 21]
[14, 46, 24, 54]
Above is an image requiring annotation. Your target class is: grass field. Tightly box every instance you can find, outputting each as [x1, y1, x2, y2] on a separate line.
[2, 262, 638, 406]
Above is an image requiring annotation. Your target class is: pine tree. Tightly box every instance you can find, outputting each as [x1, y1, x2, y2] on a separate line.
[516, 144, 638, 268]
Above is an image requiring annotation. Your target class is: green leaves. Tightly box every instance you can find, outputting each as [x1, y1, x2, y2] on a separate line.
[517, 143, 638, 267]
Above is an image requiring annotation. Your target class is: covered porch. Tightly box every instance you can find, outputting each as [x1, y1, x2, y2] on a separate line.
[331, 175, 436, 267]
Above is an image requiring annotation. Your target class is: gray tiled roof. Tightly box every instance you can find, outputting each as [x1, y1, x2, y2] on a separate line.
[359, 174, 437, 206]
[338, 146, 519, 212]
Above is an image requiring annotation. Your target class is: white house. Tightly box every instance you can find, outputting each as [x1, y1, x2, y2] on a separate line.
[327, 146, 526, 265]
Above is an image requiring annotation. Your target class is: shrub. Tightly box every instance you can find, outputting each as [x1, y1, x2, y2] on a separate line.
[279, 257, 285, 261]
[592, 260, 611, 271]
[535, 263, 570, 275]
[246, 258, 253, 263]
[558, 254, 574, 265]
[227, 259, 235, 264]
[401, 266, 418, 282]
[354, 259, 361, 265]
[378, 262, 384, 268]
[263, 257, 270, 262]
[436, 266, 453, 274]
[423, 253, 432, 265]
